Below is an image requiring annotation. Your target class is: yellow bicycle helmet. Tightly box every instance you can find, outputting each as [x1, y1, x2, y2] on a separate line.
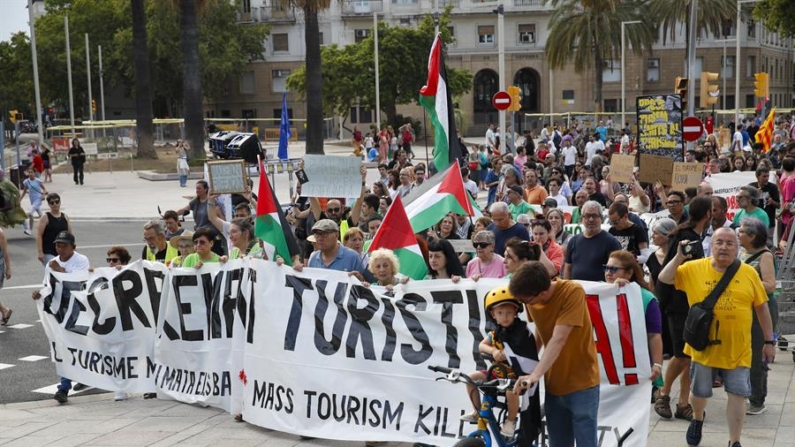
[484, 286, 522, 313]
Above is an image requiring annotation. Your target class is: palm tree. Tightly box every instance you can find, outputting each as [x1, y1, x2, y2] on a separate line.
[283, 0, 331, 155]
[544, 0, 655, 112]
[650, 0, 736, 45]
[180, 0, 205, 160]
[131, 0, 157, 159]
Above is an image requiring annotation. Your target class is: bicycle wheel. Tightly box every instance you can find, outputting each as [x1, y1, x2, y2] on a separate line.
[452, 437, 487, 447]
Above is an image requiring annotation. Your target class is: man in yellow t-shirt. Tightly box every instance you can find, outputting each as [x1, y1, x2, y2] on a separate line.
[509, 262, 600, 447]
[658, 227, 775, 447]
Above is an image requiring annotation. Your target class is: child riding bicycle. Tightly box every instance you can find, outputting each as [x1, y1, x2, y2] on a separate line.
[460, 286, 537, 438]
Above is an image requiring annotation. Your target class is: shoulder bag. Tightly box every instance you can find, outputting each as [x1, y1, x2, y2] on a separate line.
[683, 258, 740, 351]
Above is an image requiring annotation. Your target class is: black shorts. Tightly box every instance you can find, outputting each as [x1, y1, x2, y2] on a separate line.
[667, 313, 691, 359]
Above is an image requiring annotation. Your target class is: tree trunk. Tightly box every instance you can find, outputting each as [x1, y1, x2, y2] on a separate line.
[594, 51, 604, 113]
[384, 102, 397, 128]
[181, 0, 205, 160]
[131, 0, 157, 159]
[304, 7, 323, 155]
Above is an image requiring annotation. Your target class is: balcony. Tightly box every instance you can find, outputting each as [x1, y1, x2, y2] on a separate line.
[253, 5, 296, 23]
[438, 0, 460, 7]
[341, 0, 384, 16]
[512, 0, 545, 6]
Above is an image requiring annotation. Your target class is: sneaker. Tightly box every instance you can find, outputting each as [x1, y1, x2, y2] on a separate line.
[746, 403, 766, 415]
[23, 229, 31, 236]
[460, 411, 479, 423]
[500, 418, 516, 437]
[114, 392, 127, 401]
[728, 441, 742, 447]
[53, 389, 68, 403]
[675, 403, 694, 421]
[143, 392, 157, 399]
[72, 383, 87, 391]
[686, 419, 704, 446]
[654, 394, 673, 419]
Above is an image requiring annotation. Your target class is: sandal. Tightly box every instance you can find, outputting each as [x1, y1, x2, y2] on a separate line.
[1, 309, 11, 325]
[675, 403, 694, 421]
[234, 414, 244, 422]
[654, 394, 672, 419]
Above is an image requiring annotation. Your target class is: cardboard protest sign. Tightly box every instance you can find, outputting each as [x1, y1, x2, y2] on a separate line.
[638, 154, 675, 185]
[302, 155, 362, 198]
[207, 159, 248, 194]
[609, 154, 636, 184]
[670, 162, 704, 191]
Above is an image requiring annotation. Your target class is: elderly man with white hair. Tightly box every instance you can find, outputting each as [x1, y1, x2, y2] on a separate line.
[486, 202, 530, 256]
[563, 201, 621, 281]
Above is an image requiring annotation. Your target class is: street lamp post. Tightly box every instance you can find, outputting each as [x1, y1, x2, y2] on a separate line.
[736, 0, 760, 126]
[27, 0, 43, 144]
[621, 20, 641, 130]
[373, 12, 380, 132]
[495, 5, 505, 144]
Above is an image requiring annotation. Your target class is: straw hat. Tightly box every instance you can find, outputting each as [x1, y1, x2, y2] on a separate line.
[169, 230, 195, 249]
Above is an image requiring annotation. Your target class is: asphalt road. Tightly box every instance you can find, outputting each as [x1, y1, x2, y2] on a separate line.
[0, 220, 151, 405]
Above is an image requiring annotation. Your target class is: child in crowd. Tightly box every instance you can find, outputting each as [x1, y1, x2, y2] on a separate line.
[19, 169, 47, 236]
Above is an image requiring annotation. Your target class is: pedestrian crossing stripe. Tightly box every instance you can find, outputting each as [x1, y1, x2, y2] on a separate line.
[7, 323, 34, 329]
[0, 363, 14, 370]
[19, 355, 48, 362]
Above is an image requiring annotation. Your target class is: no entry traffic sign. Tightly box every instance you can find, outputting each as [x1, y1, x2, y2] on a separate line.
[492, 91, 511, 111]
[682, 116, 704, 142]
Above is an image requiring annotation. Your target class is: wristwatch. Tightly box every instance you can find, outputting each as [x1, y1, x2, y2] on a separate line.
[764, 340, 776, 345]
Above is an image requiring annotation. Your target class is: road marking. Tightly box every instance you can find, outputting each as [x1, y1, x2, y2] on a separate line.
[32, 383, 91, 395]
[19, 355, 48, 362]
[7, 323, 34, 329]
[0, 363, 14, 370]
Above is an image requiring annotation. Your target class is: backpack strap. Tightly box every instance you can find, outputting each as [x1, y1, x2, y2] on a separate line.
[701, 259, 741, 310]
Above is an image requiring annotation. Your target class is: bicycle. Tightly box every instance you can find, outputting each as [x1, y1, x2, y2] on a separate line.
[428, 363, 539, 447]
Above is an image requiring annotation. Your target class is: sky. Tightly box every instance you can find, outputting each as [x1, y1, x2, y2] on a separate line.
[0, 0, 31, 42]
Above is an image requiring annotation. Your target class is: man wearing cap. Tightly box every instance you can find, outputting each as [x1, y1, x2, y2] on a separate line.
[299, 219, 372, 281]
[506, 185, 534, 220]
[31, 231, 90, 404]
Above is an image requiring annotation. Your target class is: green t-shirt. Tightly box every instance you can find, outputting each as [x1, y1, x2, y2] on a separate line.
[732, 207, 770, 227]
[181, 252, 220, 268]
[230, 242, 263, 260]
[508, 201, 535, 220]
[571, 207, 582, 224]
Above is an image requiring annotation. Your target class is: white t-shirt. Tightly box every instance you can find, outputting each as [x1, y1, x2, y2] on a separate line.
[540, 127, 550, 141]
[620, 134, 630, 152]
[485, 129, 495, 147]
[732, 131, 743, 150]
[561, 145, 577, 166]
[549, 193, 569, 208]
[464, 179, 478, 198]
[43, 252, 90, 281]
[585, 140, 604, 163]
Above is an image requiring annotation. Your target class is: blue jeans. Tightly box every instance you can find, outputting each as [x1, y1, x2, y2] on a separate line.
[58, 377, 72, 392]
[179, 174, 187, 187]
[544, 385, 600, 447]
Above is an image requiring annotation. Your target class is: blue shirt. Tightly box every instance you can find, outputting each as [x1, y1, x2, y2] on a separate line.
[308, 244, 367, 274]
[23, 178, 45, 204]
[487, 222, 530, 256]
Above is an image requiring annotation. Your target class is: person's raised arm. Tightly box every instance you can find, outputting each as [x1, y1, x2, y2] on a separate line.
[206, 197, 227, 233]
[309, 197, 322, 220]
[658, 240, 690, 285]
[634, 176, 650, 207]
[348, 165, 368, 226]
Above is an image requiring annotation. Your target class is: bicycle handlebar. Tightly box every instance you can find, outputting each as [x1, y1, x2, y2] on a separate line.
[428, 365, 528, 391]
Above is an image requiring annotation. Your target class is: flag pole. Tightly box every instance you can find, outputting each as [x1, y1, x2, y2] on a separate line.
[423, 108, 430, 167]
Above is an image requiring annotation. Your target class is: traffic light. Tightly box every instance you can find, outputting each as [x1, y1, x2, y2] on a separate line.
[91, 99, 97, 113]
[9, 110, 19, 124]
[507, 85, 522, 112]
[674, 76, 688, 111]
[754, 72, 769, 98]
[700, 72, 719, 108]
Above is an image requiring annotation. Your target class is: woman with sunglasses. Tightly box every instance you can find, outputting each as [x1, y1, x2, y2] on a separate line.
[426, 238, 465, 281]
[503, 237, 541, 279]
[169, 231, 195, 268]
[102, 246, 132, 400]
[466, 230, 506, 280]
[529, 219, 564, 277]
[36, 193, 72, 266]
[181, 228, 220, 268]
[603, 250, 664, 389]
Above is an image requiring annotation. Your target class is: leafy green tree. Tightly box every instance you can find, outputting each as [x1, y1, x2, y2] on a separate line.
[650, 0, 736, 44]
[754, 0, 795, 38]
[544, 0, 655, 111]
[132, 0, 156, 158]
[286, 9, 471, 129]
[0, 33, 34, 120]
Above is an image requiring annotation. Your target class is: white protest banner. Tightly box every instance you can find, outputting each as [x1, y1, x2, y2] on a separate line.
[36, 262, 169, 393]
[302, 154, 362, 199]
[706, 171, 757, 221]
[154, 259, 252, 410]
[237, 264, 652, 447]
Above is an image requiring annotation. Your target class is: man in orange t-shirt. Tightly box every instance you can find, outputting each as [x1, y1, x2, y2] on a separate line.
[523, 169, 548, 205]
[510, 262, 600, 447]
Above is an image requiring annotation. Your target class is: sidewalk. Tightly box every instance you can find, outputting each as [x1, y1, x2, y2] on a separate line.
[1, 355, 792, 447]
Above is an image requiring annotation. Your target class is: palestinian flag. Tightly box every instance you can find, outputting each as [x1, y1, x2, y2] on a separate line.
[255, 159, 299, 265]
[403, 162, 475, 232]
[755, 108, 776, 153]
[368, 195, 428, 280]
[419, 33, 463, 172]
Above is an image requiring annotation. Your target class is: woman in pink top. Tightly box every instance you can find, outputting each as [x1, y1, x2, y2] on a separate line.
[466, 230, 506, 279]
[530, 218, 564, 277]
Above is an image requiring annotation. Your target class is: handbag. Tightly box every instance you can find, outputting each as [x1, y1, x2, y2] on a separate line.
[683, 259, 740, 351]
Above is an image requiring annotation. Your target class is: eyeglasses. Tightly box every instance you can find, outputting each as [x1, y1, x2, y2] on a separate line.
[581, 213, 601, 221]
[473, 242, 492, 249]
[194, 240, 209, 246]
[737, 194, 750, 199]
[48, 199, 60, 205]
[326, 207, 340, 213]
[603, 265, 626, 274]
[106, 257, 120, 263]
[666, 200, 682, 205]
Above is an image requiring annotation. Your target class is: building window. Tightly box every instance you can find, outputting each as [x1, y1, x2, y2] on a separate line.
[562, 90, 574, 104]
[239, 72, 255, 95]
[242, 109, 257, 119]
[272, 69, 291, 93]
[272, 109, 292, 120]
[349, 106, 373, 124]
[646, 58, 660, 82]
[747, 20, 756, 38]
[473, 69, 499, 113]
[721, 56, 735, 79]
[354, 29, 370, 43]
[221, 110, 231, 118]
[725, 95, 735, 110]
[478, 26, 494, 45]
[746, 55, 756, 78]
[721, 19, 734, 37]
[272, 33, 288, 52]
[318, 32, 324, 45]
[518, 24, 536, 44]
[694, 57, 703, 79]
[242, 0, 251, 13]
[604, 99, 618, 113]
[602, 59, 620, 83]
[745, 94, 755, 108]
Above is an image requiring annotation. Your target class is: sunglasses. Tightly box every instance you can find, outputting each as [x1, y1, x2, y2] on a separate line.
[473, 242, 492, 249]
[603, 265, 625, 274]
[326, 207, 341, 213]
[194, 240, 209, 246]
[106, 257, 120, 263]
[48, 199, 60, 204]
